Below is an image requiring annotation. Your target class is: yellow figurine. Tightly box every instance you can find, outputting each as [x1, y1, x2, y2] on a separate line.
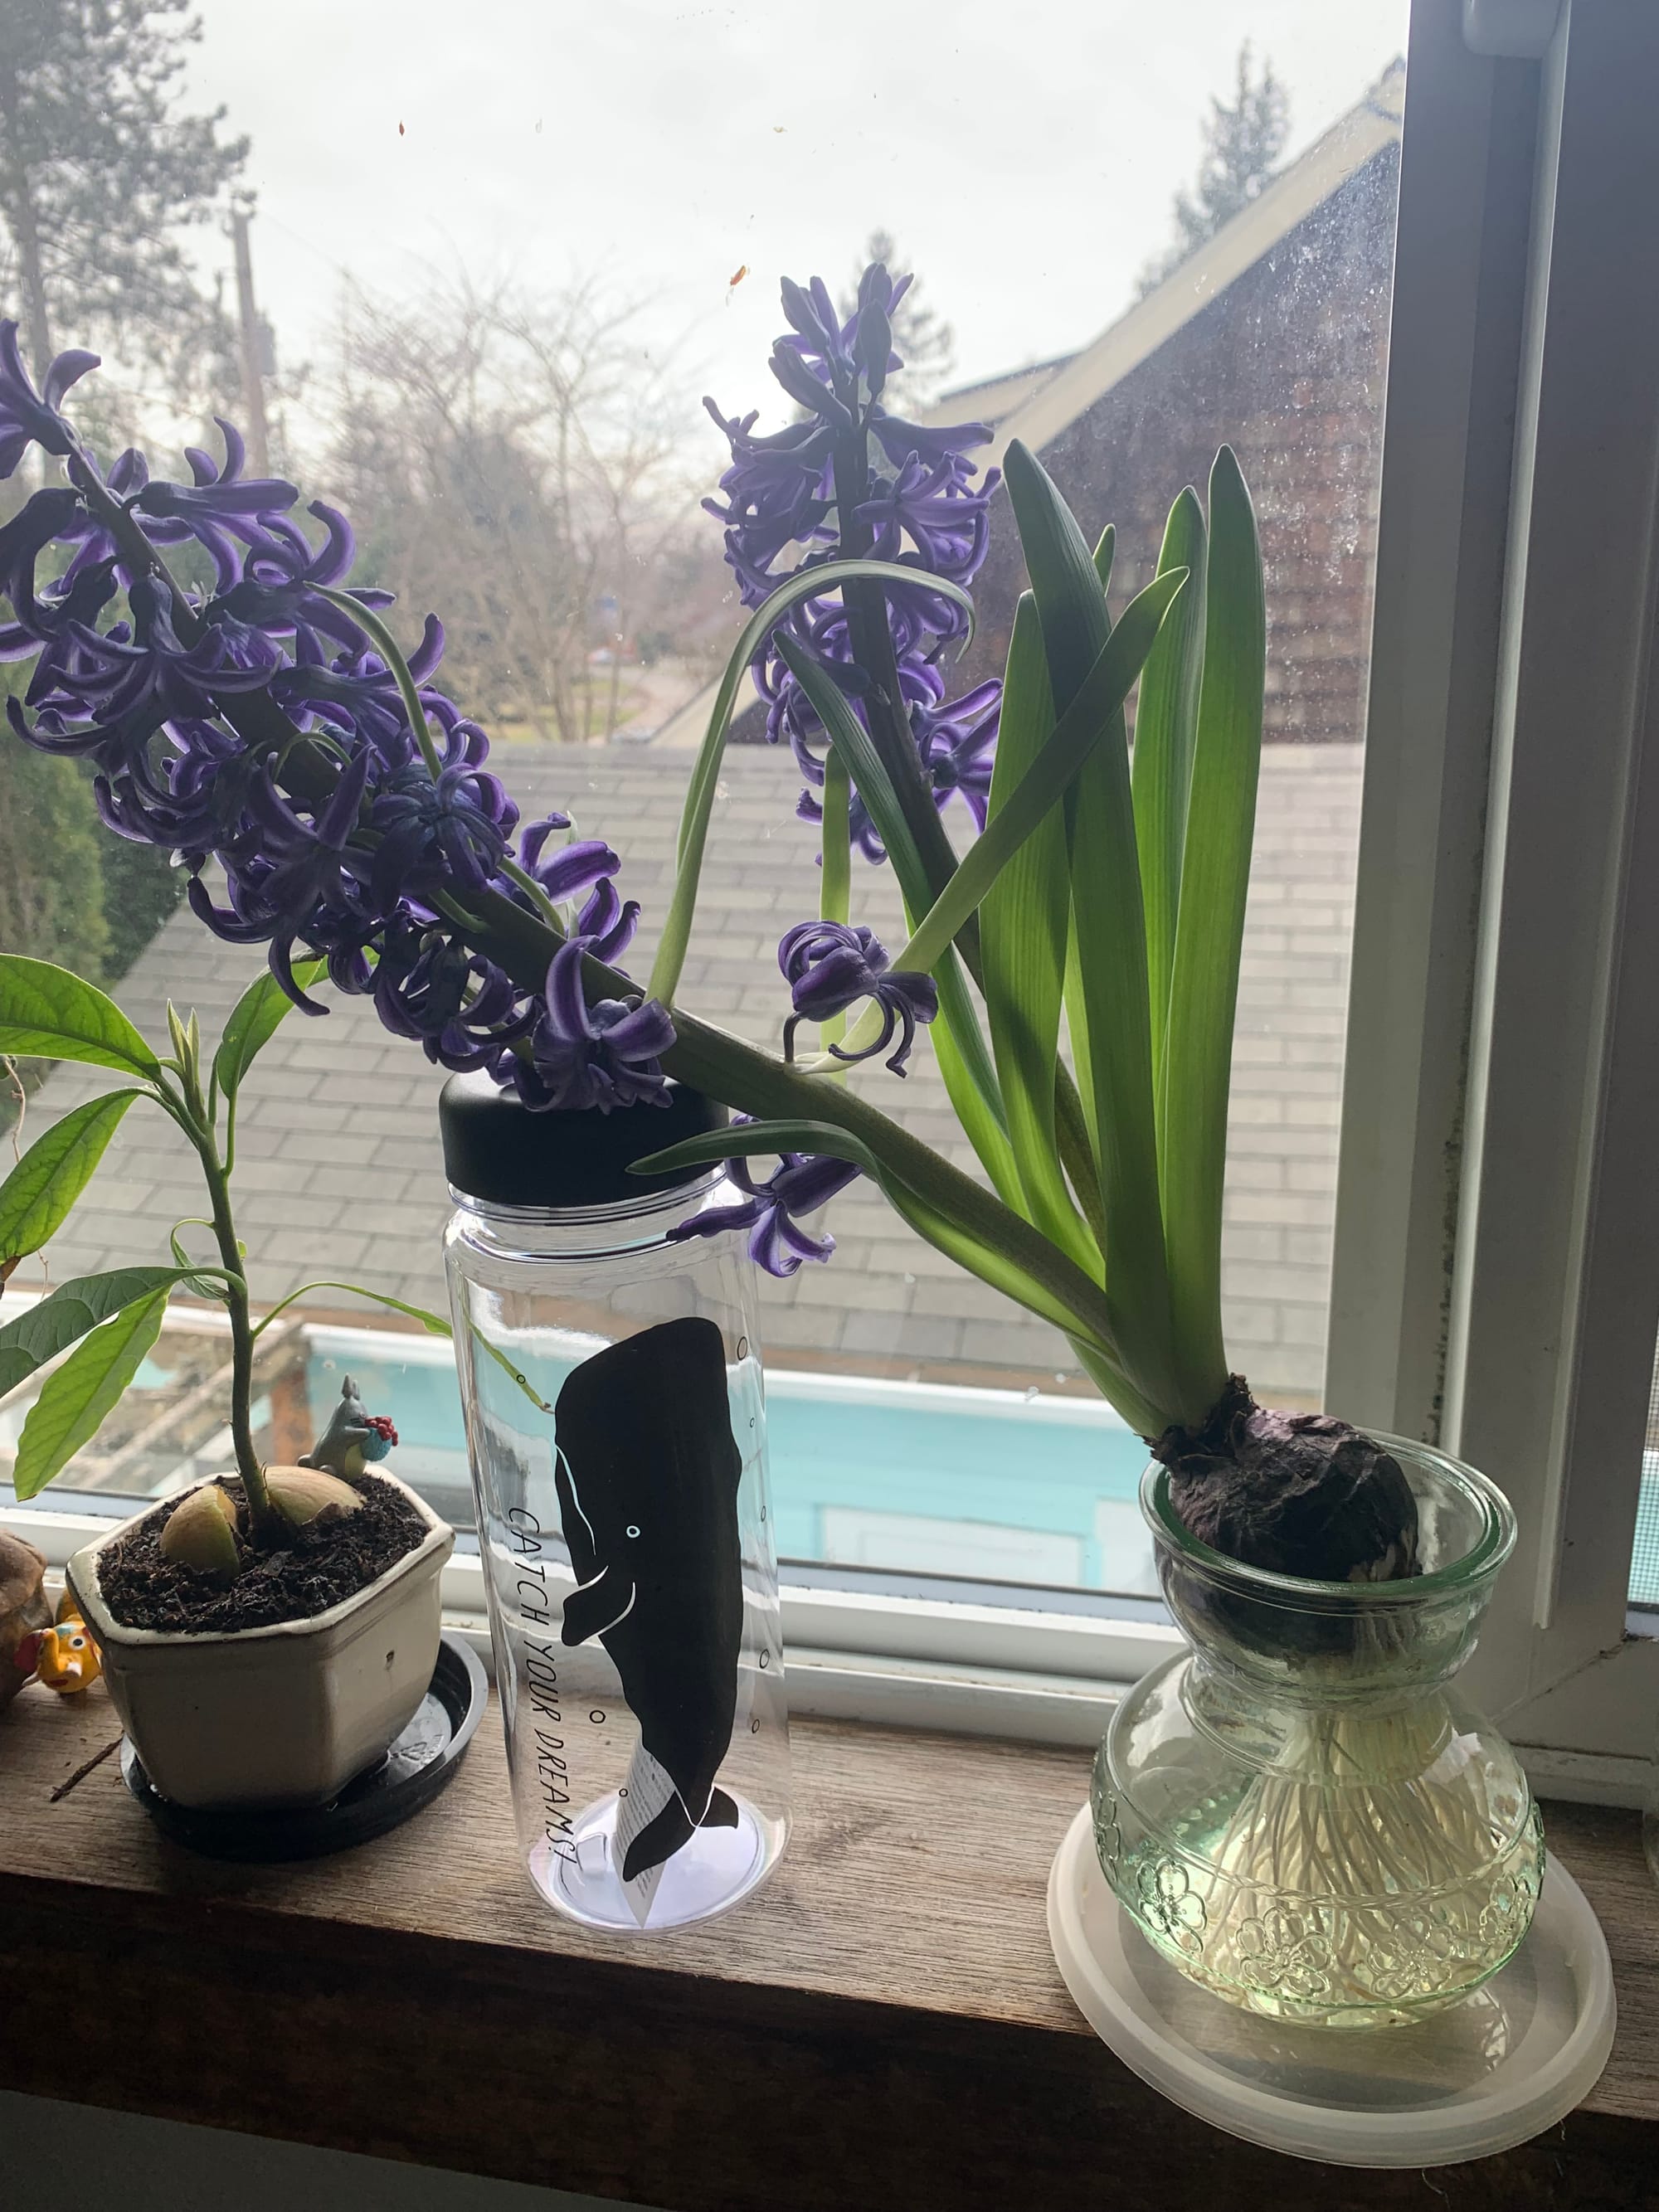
[16, 1591, 102, 1696]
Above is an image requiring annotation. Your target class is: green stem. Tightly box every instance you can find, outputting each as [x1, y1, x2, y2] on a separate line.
[819, 748, 851, 1056]
[181, 1087, 275, 1540]
[312, 588, 445, 780]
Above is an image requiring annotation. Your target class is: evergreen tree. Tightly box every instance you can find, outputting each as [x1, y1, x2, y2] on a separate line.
[841, 231, 956, 409]
[0, 732, 112, 982]
[0, 671, 182, 987]
[95, 809, 187, 981]
[1138, 43, 1291, 295]
[0, 0, 246, 388]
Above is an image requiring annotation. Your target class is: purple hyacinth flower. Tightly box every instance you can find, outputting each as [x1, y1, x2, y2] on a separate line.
[514, 936, 675, 1114]
[703, 264, 1002, 874]
[367, 760, 518, 910]
[519, 817, 618, 902]
[0, 376, 669, 1125]
[570, 873, 640, 962]
[916, 679, 1004, 832]
[0, 322, 100, 477]
[854, 450, 1001, 585]
[369, 924, 534, 1073]
[518, 817, 640, 957]
[777, 917, 938, 1076]
[188, 744, 377, 1012]
[669, 1141, 863, 1278]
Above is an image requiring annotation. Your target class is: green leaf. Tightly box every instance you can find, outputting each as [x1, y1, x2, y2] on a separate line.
[647, 558, 975, 1004]
[1131, 488, 1209, 1129]
[1162, 445, 1266, 1414]
[1093, 523, 1116, 595]
[0, 1090, 142, 1267]
[313, 589, 444, 776]
[636, 1117, 881, 1181]
[0, 1267, 204, 1401]
[633, 1116, 1121, 1360]
[817, 748, 853, 1053]
[1004, 439, 1182, 1423]
[168, 1218, 225, 1305]
[247, 1278, 554, 1420]
[981, 598, 1093, 1268]
[214, 960, 328, 1101]
[0, 955, 159, 1078]
[885, 565, 1187, 987]
[820, 749, 852, 931]
[927, 1010, 1024, 1213]
[254, 1277, 455, 1341]
[773, 628, 1015, 1194]
[13, 1290, 168, 1498]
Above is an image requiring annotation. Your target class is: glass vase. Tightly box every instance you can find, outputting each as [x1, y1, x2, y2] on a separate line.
[444, 1135, 789, 1934]
[1092, 1437, 1543, 2027]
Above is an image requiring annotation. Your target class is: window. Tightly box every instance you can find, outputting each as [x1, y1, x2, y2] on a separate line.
[5, 0, 1659, 1793]
[1, 0, 1408, 1606]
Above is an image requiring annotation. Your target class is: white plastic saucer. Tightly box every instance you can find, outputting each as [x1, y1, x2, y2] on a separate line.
[1047, 1804, 1616, 2168]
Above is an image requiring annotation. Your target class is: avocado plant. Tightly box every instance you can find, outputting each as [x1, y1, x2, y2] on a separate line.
[0, 955, 437, 1573]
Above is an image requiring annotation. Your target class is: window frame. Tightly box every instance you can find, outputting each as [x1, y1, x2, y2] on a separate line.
[1332, 0, 1659, 1796]
[7, 0, 1659, 1801]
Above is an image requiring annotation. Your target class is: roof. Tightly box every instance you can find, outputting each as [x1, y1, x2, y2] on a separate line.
[17, 741, 1361, 1403]
[651, 64, 1404, 751]
[972, 62, 1404, 472]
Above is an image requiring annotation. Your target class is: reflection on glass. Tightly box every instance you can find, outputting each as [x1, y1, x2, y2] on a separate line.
[2, 2, 1408, 1596]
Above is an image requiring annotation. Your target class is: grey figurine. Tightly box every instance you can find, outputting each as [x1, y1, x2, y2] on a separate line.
[300, 1374, 398, 1480]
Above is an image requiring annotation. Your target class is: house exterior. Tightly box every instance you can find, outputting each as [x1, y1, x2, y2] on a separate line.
[655, 64, 1404, 751]
[953, 66, 1403, 741]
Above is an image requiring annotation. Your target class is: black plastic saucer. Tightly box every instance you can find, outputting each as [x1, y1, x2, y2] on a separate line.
[120, 1631, 488, 1862]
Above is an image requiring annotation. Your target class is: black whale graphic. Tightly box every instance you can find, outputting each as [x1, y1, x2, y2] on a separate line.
[553, 1315, 744, 1882]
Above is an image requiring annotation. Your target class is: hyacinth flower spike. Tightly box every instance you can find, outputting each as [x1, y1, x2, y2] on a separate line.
[0, 278, 1413, 1582]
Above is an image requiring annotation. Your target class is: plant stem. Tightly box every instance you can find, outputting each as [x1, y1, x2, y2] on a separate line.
[830, 427, 979, 965]
[819, 748, 851, 1057]
[169, 1044, 276, 1542]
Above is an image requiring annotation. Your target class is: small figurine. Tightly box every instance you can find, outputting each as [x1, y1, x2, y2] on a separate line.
[0, 1530, 51, 1712]
[299, 1374, 398, 1480]
[17, 1591, 102, 1695]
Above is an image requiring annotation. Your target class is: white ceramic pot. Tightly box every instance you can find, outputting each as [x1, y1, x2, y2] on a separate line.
[66, 1469, 454, 1811]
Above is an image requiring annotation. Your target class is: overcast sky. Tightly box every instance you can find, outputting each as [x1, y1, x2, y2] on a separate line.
[185, 0, 1405, 444]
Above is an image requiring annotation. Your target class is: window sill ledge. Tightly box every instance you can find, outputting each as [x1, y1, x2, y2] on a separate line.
[0, 1685, 1654, 2207]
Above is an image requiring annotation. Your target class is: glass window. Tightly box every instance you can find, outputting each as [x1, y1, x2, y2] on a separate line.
[2, 2, 1407, 1608]
[1628, 1344, 1659, 1615]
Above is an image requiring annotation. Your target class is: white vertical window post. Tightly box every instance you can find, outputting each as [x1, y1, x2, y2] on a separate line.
[1333, 0, 1659, 1792]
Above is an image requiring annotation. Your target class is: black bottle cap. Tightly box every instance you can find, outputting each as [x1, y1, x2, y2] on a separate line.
[438, 1071, 730, 1209]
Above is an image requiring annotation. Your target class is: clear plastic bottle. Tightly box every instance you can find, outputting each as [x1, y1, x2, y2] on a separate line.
[440, 1072, 789, 1932]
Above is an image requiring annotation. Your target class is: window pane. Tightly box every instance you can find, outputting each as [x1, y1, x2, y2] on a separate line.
[1, 1, 1408, 1603]
[1628, 1343, 1659, 1612]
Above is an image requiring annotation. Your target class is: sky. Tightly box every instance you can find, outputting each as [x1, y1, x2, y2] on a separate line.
[181, 0, 1407, 450]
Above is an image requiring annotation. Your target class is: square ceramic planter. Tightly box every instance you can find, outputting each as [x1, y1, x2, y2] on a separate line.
[66, 1470, 454, 1811]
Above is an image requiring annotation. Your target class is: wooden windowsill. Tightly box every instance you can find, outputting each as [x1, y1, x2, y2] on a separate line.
[1, 1681, 1655, 2209]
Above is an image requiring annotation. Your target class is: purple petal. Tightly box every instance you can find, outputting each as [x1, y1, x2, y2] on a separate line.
[543, 940, 596, 1043]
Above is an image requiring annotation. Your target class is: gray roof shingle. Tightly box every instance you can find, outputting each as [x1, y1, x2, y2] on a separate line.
[14, 742, 1360, 1404]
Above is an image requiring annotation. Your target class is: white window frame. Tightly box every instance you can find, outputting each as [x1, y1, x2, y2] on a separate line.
[8, 0, 1659, 1803]
[1331, 0, 1659, 1801]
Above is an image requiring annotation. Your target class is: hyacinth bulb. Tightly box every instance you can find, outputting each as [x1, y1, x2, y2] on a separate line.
[1159, 1385, 1419, 1586]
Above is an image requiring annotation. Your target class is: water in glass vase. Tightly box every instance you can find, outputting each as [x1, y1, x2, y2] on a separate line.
[1094, 1442, 1544, 2027]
